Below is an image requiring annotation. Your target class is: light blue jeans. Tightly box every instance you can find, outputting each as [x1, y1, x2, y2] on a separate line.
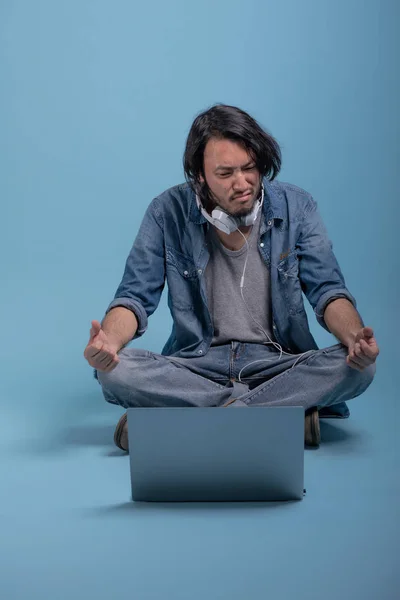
[95, 342, 376, 414]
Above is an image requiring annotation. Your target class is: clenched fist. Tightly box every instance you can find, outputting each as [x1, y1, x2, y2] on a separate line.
[84, 320, 120, 373]
[346, 326, 379, 372]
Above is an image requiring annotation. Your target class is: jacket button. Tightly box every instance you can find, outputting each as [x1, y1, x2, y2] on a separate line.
[198, 350, 203, 355]
[260, 242, 264, 248]
[267, 220, 272, 226]
[183, 270, 189, 277]
[198, 269, 203, 275]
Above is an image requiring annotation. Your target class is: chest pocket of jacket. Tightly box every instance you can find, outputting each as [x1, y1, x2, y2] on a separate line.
[165, 248, 200, 309]
[277, 250, 304, 315]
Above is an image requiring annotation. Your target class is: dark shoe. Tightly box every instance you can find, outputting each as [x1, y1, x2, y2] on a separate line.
[114, 412, 129, 452]
[304, 407, 321, 447]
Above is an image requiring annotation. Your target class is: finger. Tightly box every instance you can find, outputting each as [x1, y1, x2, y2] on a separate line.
[90, 320, 102, 340]
[359, 339, 378, 360]
[348, 346, 363, 362]
[97, 354, 115, 369]
[85, 342, 104, 359]
[98, 353, 120, 372]
[96, 350, 115, 364]
[102, 359, 120, 373]
[353, 343, 372, 364]
[346, 356, 364, 372]
[347, 352, 364, 368]
[104, 354, 120, 369]
[354, 355, 373, 368]
[349, 362, 364, 372]
[362, 326, 374, 340]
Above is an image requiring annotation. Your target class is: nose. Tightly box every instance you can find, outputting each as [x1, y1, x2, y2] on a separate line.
[232, 170, 248, 191]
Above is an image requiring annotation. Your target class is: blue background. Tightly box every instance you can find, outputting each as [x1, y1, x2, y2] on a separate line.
[1, 1, 398, 598]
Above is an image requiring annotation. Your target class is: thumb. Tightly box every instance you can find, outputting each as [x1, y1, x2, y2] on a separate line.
[362, 326, 374, 340]
[90, 320, 102, 341]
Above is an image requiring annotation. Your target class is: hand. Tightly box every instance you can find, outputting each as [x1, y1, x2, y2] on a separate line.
[84, 320, 120, 373]
[346, 326, 379, 372]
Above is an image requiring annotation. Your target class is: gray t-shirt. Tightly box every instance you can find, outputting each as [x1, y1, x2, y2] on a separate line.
[204, 211, 275, 346]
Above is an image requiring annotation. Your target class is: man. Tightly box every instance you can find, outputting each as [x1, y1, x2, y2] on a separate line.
[84, 104, 379, 451]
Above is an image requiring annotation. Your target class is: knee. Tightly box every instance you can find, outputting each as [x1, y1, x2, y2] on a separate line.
[96, 362, 135, 409]
[95, 348, 150, 408]
[96, 360, 127, 392]
[346, 361, 376, 397]
[361, 361, 376, 386]
[329, 345, 376, 387]
[95, 347, 144, 389]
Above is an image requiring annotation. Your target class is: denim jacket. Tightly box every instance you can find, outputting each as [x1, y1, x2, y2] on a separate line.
[105, 178, 357, 417]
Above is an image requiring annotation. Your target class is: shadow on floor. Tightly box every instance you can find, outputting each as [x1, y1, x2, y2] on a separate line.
[20, 411, 364, 456]
[83, 498, 298, 517]
[15, 421, 123, 456]
[63, 423, 116, 447]
[59, 418, 360, 454]
[319, 419, 359, 445]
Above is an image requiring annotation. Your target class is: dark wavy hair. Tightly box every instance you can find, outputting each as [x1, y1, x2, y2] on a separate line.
[183, 104, 282, 206]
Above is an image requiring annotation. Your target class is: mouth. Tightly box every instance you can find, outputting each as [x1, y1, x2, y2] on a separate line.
[233, 191, 252, 202]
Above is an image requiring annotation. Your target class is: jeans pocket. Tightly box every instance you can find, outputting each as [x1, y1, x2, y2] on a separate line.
[320, 342, 347, 355]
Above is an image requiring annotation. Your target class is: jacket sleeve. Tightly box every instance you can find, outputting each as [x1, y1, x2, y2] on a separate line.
[296, 196, 357, 332]
[105, 197, 166, 339]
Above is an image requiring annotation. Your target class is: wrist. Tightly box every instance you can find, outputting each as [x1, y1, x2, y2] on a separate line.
[343, 330, 358, 348]
[103, 333, 124, 354]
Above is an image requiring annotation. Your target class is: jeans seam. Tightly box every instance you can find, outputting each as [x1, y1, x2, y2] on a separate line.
[242, 365, 297, 404]
[162, 356, 227, 390]
[240, 350, 318, 403]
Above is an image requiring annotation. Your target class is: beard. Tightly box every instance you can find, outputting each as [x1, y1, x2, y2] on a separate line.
[199, 181, 261, 219]
[228, 199, 257, 218]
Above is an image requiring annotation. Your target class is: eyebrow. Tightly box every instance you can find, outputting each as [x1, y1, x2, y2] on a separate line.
[214, 160, 255, 172]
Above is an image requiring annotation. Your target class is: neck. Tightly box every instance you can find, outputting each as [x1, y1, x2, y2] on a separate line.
[214, 224, 253, 250]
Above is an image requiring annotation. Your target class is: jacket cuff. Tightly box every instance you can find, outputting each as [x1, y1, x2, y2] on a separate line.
[105, 298, 148, 339]
[315, 289, 357, 332]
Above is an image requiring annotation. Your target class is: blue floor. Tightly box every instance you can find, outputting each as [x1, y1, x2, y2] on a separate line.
[1, 357, 398, 600]
[2, 0, 399, 596]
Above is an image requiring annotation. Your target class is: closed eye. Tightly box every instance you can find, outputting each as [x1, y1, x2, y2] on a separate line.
[216, 164, 256, 177]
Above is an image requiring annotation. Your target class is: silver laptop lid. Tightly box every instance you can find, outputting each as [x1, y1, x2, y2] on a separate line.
[127, 406, 304, 502]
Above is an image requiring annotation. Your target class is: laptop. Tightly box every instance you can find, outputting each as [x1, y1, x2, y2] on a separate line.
[127, 406, 305, 502]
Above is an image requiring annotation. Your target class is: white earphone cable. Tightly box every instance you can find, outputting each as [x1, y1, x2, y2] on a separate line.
[236, 228, 312, 383]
